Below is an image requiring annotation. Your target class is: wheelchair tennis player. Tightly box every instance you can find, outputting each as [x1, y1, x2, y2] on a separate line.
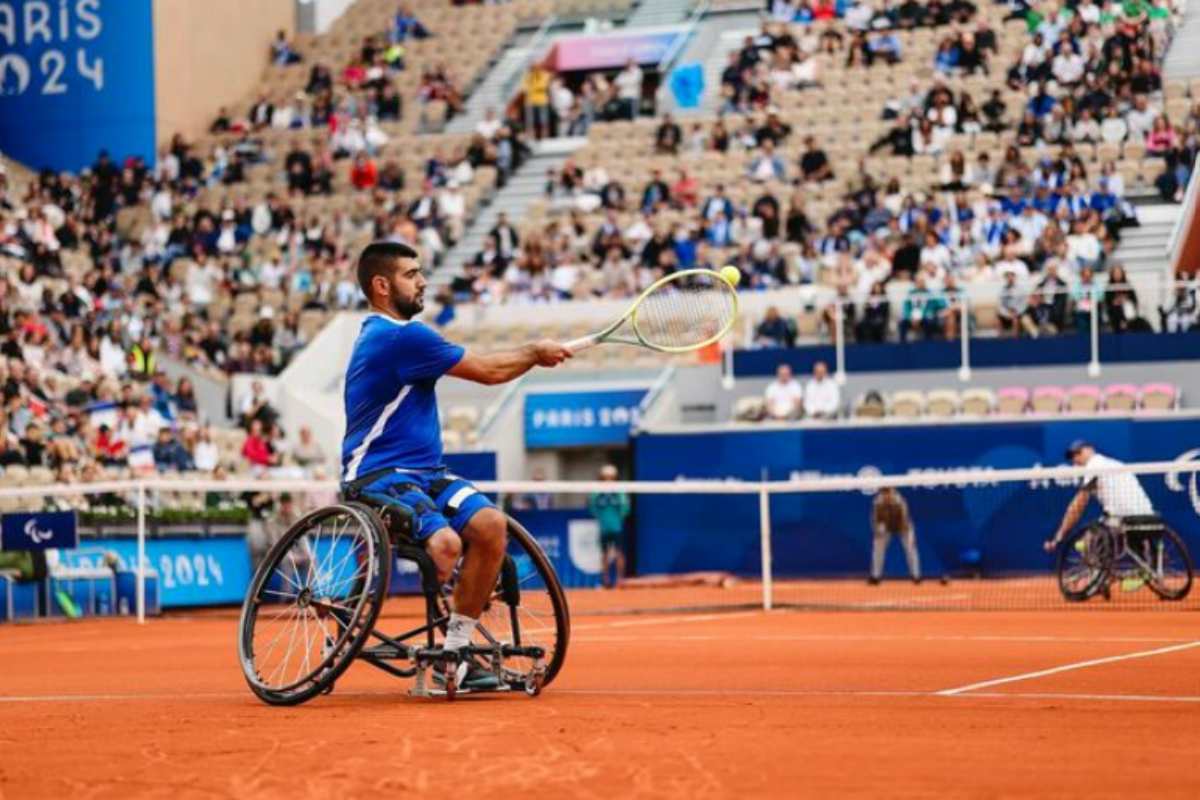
[341, 241, 571, 690]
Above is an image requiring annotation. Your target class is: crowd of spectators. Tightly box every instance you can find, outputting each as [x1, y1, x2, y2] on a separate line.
[444, 0, 1195, 346]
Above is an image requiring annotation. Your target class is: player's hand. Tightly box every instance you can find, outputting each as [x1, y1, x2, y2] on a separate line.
[532, 340, 573, 367]
[1042, 536, 1059, 553]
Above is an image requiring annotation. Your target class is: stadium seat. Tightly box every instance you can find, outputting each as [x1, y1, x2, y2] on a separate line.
[925, 390, 961, 418]
[960, 388, 996, 416]
[733, 396, 765, 422]
[1, 464, 29, 485]
[1066, 385, 1103, 414]
[1141, 383, 1178, 410]
[445, 405, 480, 433]
[1031, 386, 1067, 414]
[1102, 384, 1139, 411]
[889, 391, 925, 418]
[995, 387, 1029, 415]
[853, 392, 886, 418]
[27, 466, 54, 485]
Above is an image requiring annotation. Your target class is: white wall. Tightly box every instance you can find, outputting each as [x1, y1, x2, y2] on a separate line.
[297, 0, 357, 33]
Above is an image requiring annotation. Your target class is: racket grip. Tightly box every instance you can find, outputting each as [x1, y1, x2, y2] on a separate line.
[565, 335, 599, 353]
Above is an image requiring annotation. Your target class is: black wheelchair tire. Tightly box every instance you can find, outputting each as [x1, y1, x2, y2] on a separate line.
[1145, 526, 1194, 601]
[506, 517, 571, 686]
[1056, 524, 1111, 603]
[238, 502, 391, 706]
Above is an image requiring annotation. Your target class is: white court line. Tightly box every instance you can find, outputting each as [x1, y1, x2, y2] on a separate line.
[572, 633, 1196, 645]
[570, 609, 764, 632]
[936, 639, 1200, 696]
[3, 687, 1200, 705]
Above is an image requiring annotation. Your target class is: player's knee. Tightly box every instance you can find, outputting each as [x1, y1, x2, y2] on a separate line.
[469, 509, 508, 558]
[427, 529, 462, 571]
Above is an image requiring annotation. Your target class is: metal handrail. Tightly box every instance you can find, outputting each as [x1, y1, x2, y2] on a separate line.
[501, 14, 559, 104]
[656, 0, 710, 74]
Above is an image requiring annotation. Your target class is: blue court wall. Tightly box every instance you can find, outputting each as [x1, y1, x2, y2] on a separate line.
[0, 0, 156, 172]
[632, 418, 1200, 578]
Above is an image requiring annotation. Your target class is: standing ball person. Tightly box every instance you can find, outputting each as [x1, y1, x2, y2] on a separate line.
[589, 464, 631, 588]
[340, 242, 572, 690]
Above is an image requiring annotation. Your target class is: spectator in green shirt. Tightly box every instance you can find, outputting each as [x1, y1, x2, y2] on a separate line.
[588, 464, 630, 589]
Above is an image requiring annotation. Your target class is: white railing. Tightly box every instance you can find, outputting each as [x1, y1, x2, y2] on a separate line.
[4, 458, 1195, 621]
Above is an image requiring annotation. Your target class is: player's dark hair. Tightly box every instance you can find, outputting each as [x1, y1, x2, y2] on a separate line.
[356, 241, 419, 299]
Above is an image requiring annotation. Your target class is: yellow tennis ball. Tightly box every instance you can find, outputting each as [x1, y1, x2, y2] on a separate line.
[720, 265, 741, 287]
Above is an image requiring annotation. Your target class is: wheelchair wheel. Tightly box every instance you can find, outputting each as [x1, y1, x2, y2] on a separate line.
[1143, 526, 1194, 601]
[238, 503, 391, 705]
[1056, 524, 1112, 602]
[442, 517, 570, 688]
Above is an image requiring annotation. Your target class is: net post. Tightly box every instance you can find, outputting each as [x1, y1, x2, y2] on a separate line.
[834, 300, 846, 385]
[136, 481, 146, 625]
[1088, 290, 1101, 377]
[758, 483, 773, 611]
[958, 295, 971, 382]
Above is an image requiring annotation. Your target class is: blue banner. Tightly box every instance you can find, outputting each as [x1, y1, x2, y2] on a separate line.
[509, 509, 602, 590]
[0, 0, 156, 172]
[1, 511, 78, 550]
[633, 418, 1200, 578]
[525, 389, 648, 449]
[57, 536, 252, 607]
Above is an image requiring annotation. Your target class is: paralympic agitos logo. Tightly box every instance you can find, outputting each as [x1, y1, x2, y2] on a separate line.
[1165, 449, 1200, 516]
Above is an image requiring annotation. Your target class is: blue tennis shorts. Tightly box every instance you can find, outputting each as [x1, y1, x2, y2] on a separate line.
[350, 468, 495, 542]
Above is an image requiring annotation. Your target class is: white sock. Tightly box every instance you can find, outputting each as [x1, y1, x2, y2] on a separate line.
[443, 612, 478, 651]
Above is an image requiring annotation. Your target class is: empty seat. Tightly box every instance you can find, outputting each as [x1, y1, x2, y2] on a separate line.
[889, 390, 925, 418]
[1, 464, 29, 485]
[960, 388, 996, 416]
[445, 405, 480, 432]
[925, 389, 961, 418]
[1141, 383, 1177, 410]
[1031, 386, 1066, 414]
[853, 392, 886, 418]
[1066, 385, 1102, 414]
[1103, 384, 1139, 411]
[733, 396, 765, 422]
[995, 386, 1029, 415]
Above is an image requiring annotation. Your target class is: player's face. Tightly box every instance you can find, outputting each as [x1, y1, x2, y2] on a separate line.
[384, 258, 425, 318]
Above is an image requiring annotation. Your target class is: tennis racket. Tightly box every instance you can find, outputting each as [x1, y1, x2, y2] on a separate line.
[565, 268, 740, 353]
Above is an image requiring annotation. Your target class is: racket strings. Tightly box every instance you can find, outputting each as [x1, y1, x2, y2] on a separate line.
[633, 274, 737, 350]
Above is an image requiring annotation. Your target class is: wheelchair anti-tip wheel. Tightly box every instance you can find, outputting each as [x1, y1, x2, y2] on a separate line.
[238, 502, 391, 706]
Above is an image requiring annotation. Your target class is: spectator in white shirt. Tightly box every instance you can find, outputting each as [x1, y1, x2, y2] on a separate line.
[1125, 96, 1158, 142]
[614, 59, 643, 120]
[193, 426, 220, 472]
[804, 361, 840, 419]
[763, 364, 804, 420]
[476, 107, 502, 140]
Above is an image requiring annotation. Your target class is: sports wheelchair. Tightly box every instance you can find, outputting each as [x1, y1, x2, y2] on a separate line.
[237, 498, 569, 705]
[1055, 515, 1194, 602]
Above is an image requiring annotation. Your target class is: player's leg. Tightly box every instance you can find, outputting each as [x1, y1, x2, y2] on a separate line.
[454, 508, 508, 619]
[612, 545, 627, 588]
[868, 527, 889, 584]
[901, 528, 922, 584]
[425, 528, 462, 583]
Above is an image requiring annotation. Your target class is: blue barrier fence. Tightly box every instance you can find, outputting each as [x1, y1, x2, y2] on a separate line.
[633, 418, 1200, 579]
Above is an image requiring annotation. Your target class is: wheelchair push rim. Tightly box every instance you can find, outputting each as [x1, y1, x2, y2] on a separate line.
[238, 503, 390, 702]
[1056, 524, 1111, 602]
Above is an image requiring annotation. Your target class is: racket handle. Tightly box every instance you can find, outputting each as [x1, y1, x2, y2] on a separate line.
[565, 335, 599, 353]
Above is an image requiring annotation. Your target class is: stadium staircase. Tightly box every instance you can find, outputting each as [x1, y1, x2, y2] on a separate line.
[435, 138, 586, 281]
[1164, 1, 1200, 79]
[626, 0, 696, 27]
[445, 30, 546, 136]
[1112, 204, 1180, 279]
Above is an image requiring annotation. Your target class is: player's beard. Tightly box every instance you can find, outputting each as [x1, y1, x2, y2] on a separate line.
[390, 289, 424, 319]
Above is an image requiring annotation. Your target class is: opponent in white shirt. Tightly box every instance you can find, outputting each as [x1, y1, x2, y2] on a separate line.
[1044, 441, 1155, 552]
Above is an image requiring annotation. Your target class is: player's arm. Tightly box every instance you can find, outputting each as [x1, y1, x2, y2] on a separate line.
[448, 340, 572, 386]
[1044, 486, 1092, 551]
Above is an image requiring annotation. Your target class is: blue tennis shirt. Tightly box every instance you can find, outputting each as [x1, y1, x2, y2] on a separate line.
[341, 314, 465, 481]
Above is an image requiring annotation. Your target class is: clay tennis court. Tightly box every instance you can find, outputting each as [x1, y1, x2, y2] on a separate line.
[3, 586, 1199, 799]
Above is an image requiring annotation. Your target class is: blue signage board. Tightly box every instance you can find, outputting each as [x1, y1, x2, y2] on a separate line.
[0, 0, 157, 172]
[633, 418, 1200, 578]
[508, 509, 602, 590]
[525, 389, 648, 449]
[1, 510, 78, 550]
[57, 536, 252, 607]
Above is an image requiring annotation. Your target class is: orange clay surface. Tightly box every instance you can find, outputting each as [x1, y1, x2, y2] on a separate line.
[2, 599, 1199, 799]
